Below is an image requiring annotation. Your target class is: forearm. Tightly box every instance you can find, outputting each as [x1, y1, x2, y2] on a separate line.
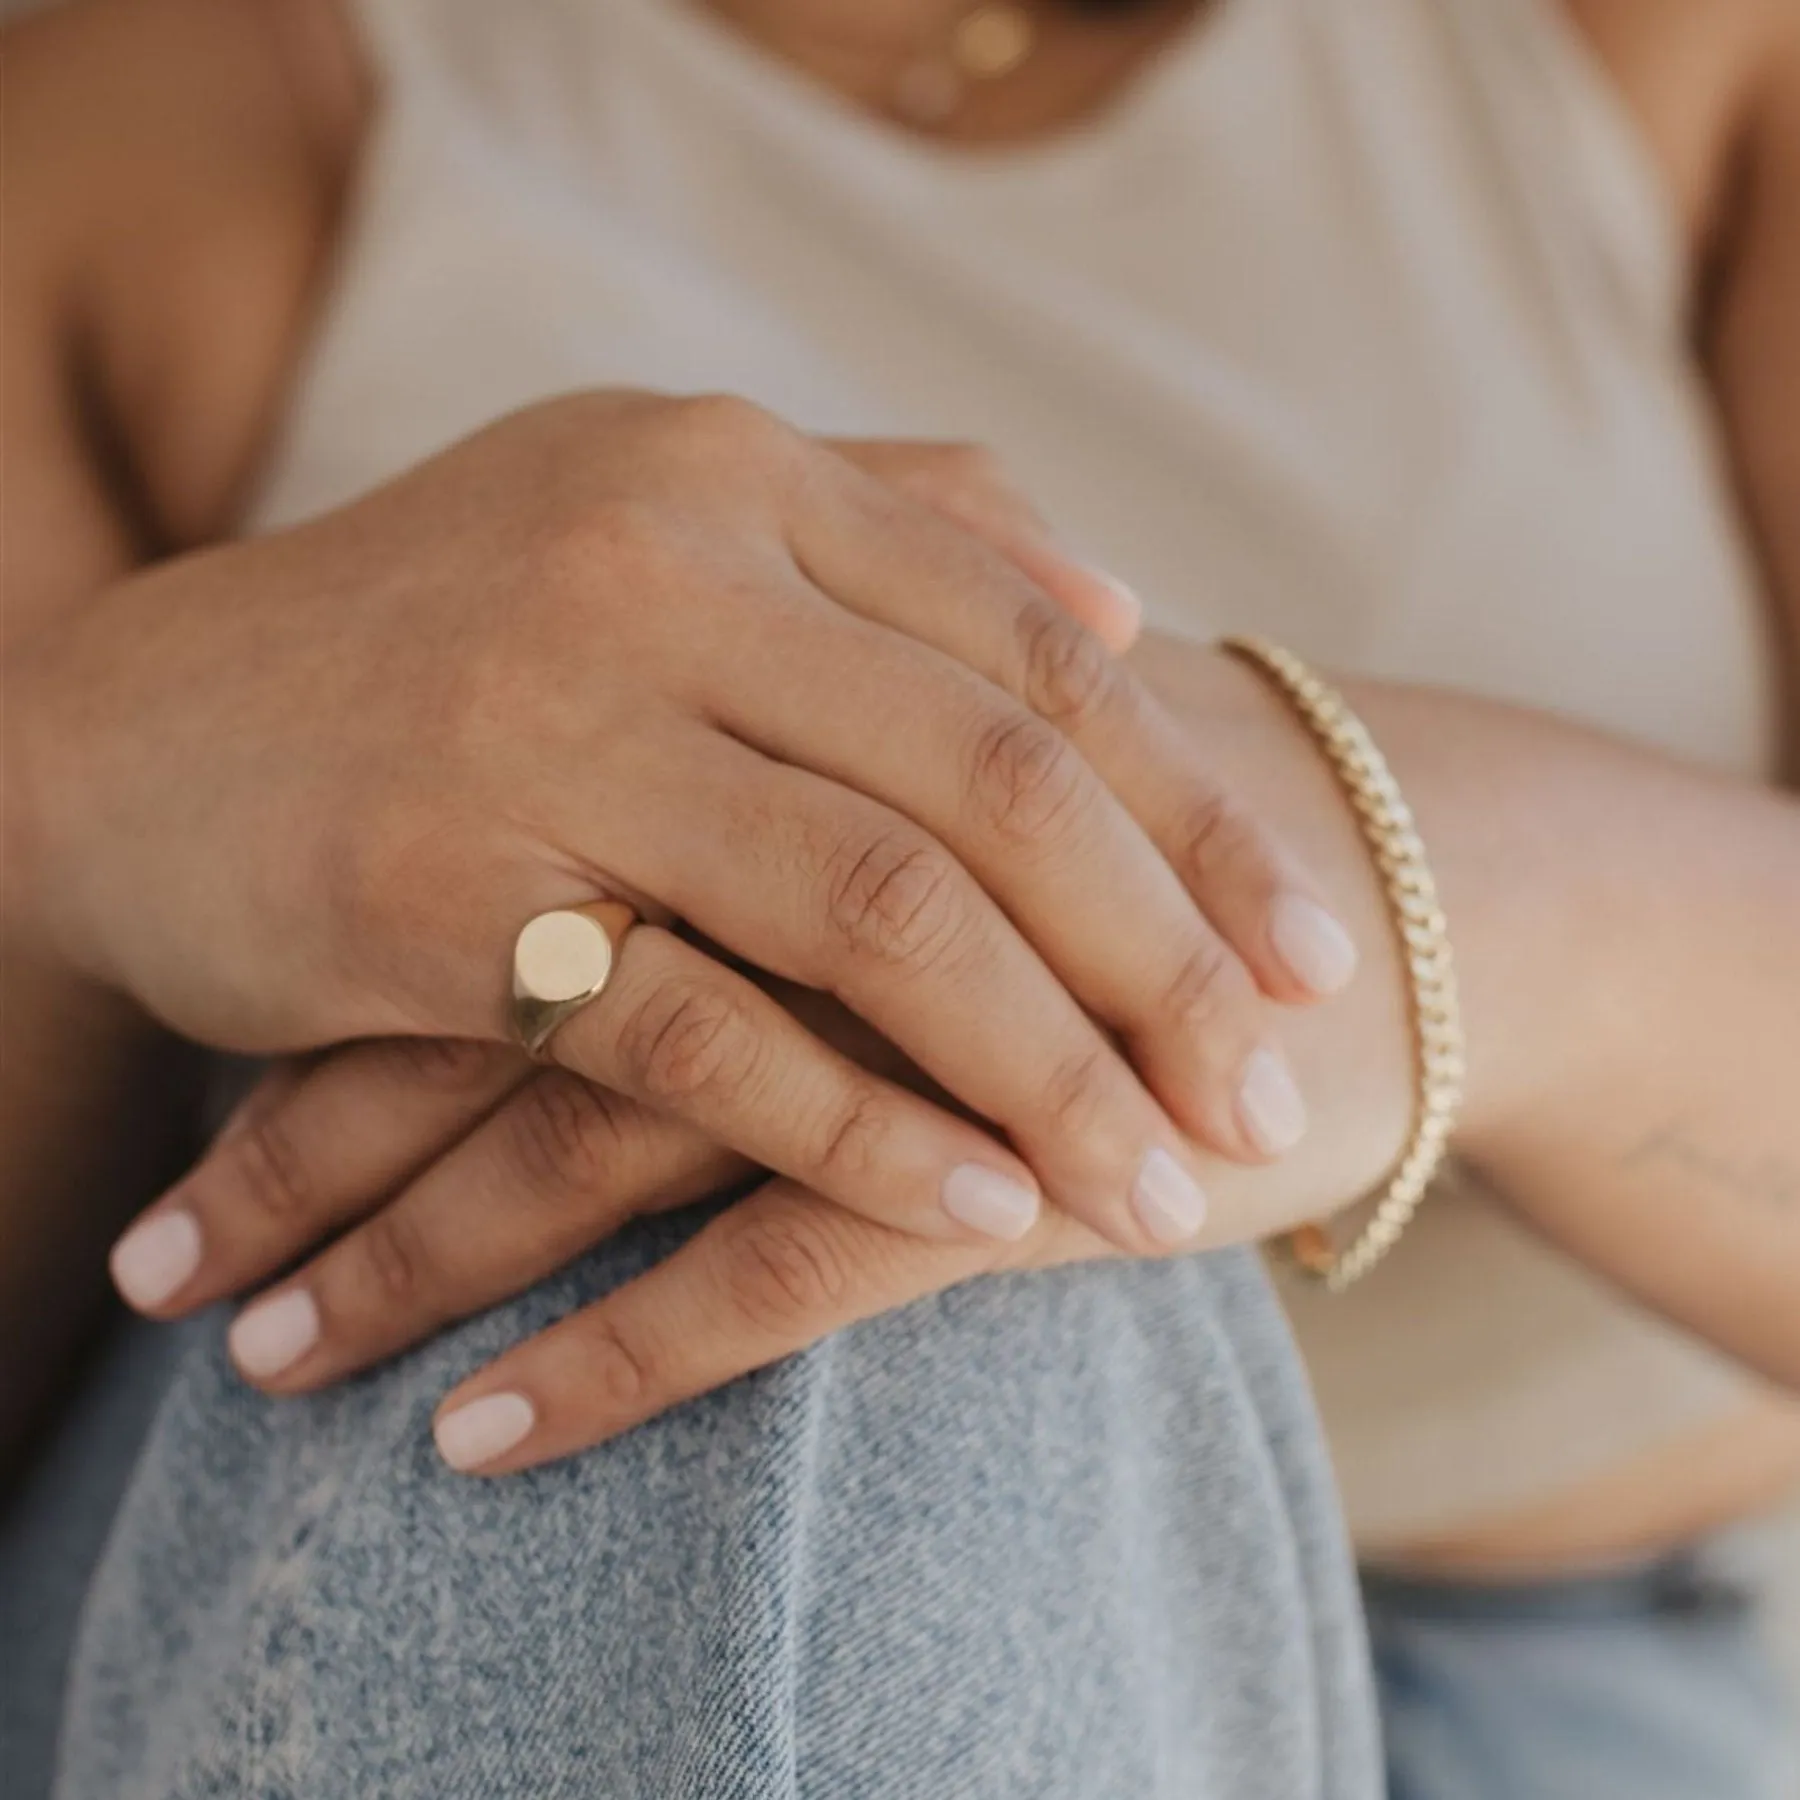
[0, 605, 216, 1469]
[0, 946, 200, 1474]
[0, 646, 189, 1475]
[0, 238, 200, 1470]
[1141, 635, 1800, 1385]
[2, 648, 195, 1471]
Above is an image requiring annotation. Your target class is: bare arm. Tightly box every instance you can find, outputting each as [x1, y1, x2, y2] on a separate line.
[1188, 7, 1800, 1382]
[12, 0, 1800, 1477]
[2, 6, 185, 1466]
[407, 22, 1800, 1463]
[165, 72, 1800, 1457]
[1139, 643, 1800, 1389]
[0, 0, 362, 1468]
[129, 624, 1800, 1476]
[1706, 4, 1800, 766]
[1451, 0, 1800, 1378]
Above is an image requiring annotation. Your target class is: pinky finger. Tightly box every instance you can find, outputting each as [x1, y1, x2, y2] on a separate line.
[430, 1182, 1002, 1475]
[109, 1037, 524, 1319]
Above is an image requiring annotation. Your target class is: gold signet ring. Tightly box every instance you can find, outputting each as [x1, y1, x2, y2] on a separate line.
[509, 901, 639, 1060]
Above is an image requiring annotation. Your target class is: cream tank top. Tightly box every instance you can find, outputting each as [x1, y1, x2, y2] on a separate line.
[248, 0, 1786, 1540]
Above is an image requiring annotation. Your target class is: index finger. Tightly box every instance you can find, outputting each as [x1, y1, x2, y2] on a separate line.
[822, 437, 1142, 652]
[795, 462, 1355, 1010]
[429, 1182, 1011, 1474]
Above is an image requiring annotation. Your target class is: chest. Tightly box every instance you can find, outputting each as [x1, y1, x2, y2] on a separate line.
[247, 0, 1783, 775]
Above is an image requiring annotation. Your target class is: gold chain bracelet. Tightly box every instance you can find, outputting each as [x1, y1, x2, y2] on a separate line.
[1220, 636, 1466, 1292]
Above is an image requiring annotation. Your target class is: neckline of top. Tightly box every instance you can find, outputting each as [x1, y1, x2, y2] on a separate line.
[609, 0, 1251, 194]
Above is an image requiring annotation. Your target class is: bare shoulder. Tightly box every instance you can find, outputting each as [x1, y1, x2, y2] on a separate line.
[1557, 0, 1798, 262]
[1575, 2, 1800, 758]
[1, 0, 371, 547]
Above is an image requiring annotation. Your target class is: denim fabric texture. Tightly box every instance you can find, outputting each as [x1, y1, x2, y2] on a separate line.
[0, 1317, 183, 1795]
[1367, 1554, 1800, 1800]
[40, 1219, 1379, 1799]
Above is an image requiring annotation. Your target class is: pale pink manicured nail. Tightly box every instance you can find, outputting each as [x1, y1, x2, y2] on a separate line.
[110, 1211, 202, 1310]
[1090, 570, 1144, 634]
[229, 1290, 320, 1380]
[1238, 1048, 1309, 1156]
[1270, 894, 1359, 996]
[435, 1393, 536, 1471]
[942, 1163, 1041, 1241]
[1132, 1148, 1209, 1245]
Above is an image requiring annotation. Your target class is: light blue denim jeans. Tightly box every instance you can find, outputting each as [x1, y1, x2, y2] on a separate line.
[9, 1215, 1381, 1798]
[1366, 1554, 1800, 1800]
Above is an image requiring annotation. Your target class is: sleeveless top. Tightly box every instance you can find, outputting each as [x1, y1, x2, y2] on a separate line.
[246, 0, 1786, 1540]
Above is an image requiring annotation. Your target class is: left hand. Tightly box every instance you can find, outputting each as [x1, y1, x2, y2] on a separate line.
[110, 627, 1415, 1474]
[124, 1012, 1121, 1474]
[100, 435, 1366, 1469]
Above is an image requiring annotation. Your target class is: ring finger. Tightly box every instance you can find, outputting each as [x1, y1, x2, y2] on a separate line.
[619, 739, 1215, 1253]
[107, 1037, 526, 1318]
[222, 1074, 739, 1390]
[541, 921, 1054, 1248]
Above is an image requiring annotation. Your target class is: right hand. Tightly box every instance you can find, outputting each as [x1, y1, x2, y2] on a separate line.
[16, 392, 1353, 1256]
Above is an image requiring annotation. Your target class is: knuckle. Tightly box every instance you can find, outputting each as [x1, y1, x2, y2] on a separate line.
[1039, 1045, 1116, 1140]
[967, 709, 1092, 849]
[823, 828, 970, 975]
[1162, 936, 1251, 1038]
[879, 441, 1043, 533]
[1175, 786, 1263, 884]
[224, 1114, 313, 1226]
[719, 1201, 856, 1332]
[507, 1072, 633, 1197]
[669, 390, 776, 441]
[358, 1207, 434, 1310]
[572, 1312, 654, 1414]
[616, 978, 762, 1111]
[812, 1086, 891, 1185]
[1016, 602, 1119, 734]
[657, 392, 796, 474]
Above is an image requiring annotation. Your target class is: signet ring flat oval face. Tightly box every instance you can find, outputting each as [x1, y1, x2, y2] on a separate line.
[508, 901, 639, 1061]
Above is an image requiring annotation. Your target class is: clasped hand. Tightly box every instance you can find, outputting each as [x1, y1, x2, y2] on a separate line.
[59, 394, 1357, 1470]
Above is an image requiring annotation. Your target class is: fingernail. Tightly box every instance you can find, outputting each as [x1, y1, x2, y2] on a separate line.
[435, 1393, 536, 1471]
[942, 1163, 1041, 1241]
[1238, 1048, 1308, 1156]
[229, 1289, 320, 1380]
[110, 1211, 202, 1310]
[1270, 894, 1359, 996]
[1132, 1148, 1209, 1245]
[1089, 570, 1144, 636]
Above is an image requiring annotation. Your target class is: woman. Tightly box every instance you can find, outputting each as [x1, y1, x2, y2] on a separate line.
[2, 0, 1798, 1794]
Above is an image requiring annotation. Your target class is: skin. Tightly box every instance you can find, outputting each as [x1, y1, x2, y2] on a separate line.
[3, 0, 1799, 1568]
[0, 0, 1338, 1465]
[111, 639, 1800, 1490]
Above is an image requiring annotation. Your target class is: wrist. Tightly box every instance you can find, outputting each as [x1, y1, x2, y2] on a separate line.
[1136, 634, 1586, 1197]
[1134, 638, 1414, 1224]
[1322, 676, 1607, 1159]
[2, 587, 181, 1006]
[1, 637, 92, 981]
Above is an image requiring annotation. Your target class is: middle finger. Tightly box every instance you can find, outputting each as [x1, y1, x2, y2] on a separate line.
[712, 601, 1301, 1164]
[623, 735, 1215, 1252]
[223, 1074, 738, 1390]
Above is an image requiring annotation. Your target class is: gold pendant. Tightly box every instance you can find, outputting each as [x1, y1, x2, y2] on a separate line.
[892, 3, 1038, 130]
[951, 4, 1037, 81]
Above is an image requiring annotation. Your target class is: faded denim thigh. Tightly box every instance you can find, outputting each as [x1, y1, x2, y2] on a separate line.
[41, 1219, 1376, 1799]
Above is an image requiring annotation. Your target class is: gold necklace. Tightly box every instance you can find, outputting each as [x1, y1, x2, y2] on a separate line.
[891, 4, 1040, 130]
